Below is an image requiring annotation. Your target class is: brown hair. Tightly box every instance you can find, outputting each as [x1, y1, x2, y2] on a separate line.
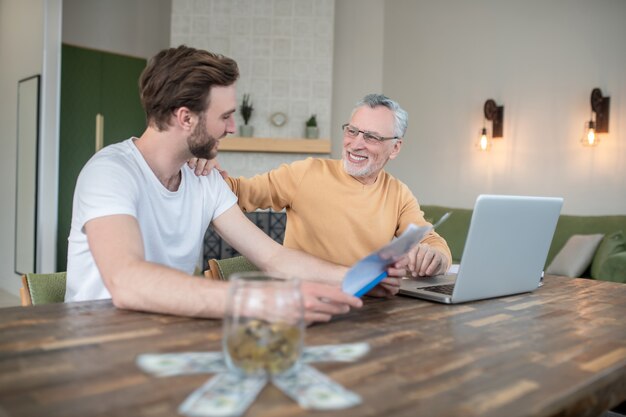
[139, 45, 239, 130]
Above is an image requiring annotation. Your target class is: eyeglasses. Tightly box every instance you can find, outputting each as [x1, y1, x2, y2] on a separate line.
[342, 124, 399, 143]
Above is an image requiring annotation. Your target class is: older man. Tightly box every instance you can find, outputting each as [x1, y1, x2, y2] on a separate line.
[213, 94, 451, 287]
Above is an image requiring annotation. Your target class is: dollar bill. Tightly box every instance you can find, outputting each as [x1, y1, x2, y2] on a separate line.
[136, 352, 227, 377]
[301, 342, 370, 363]
[178, 373, 267, 417]
[272, 365, 361, 410]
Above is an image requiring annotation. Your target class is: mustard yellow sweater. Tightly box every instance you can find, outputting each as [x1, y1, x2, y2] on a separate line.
[226, 158, 451, 267]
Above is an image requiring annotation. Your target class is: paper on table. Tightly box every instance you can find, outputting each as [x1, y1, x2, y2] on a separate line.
[341, 223, 433, 297]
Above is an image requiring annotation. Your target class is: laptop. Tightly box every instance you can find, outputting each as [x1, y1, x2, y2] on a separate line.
[399, 194, 563, 304]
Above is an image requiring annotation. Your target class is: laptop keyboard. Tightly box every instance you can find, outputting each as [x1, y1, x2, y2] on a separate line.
[421, 284, 455, 295]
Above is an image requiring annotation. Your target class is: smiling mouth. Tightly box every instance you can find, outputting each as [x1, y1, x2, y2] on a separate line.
[347, 151, 368, 163]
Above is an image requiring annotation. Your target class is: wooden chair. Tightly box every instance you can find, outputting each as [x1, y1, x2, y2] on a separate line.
[204, 256, 259, 281]
[20, 272, 67, 306]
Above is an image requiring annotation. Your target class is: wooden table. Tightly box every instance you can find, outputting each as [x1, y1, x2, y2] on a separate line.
[1, 275, 625, 417]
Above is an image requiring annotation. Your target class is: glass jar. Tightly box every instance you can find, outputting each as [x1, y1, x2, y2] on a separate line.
[223, 271, 304, 376]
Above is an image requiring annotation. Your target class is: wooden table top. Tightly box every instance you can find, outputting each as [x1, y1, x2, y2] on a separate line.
[1, 275, 625, 417]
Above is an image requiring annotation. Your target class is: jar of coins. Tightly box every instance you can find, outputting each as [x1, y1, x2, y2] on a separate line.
[223, 272, 305, 376]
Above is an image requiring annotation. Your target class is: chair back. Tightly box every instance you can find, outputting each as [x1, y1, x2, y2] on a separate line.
[205, 256, 259, 281]
[20, 272, 67, 306]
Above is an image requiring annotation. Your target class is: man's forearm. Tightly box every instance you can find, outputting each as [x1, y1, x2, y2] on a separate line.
[213, 205, 346, 287]
[261, 247, 347, 286]
[106, 261, 229, 318]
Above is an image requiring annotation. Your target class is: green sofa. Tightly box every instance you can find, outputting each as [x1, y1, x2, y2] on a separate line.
[421, 205, 626, 282]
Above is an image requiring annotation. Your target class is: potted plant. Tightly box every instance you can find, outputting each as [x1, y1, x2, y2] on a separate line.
[305, 114, 318, 139]
[239, 94, 254, 137]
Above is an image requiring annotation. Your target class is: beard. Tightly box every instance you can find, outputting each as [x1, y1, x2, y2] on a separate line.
[342, 158, 374, 178]
[187, 113, 218, 160]
[342, 147, 379, 179]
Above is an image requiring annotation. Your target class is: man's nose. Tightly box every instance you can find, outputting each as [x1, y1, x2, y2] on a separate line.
[226, 115, 236, 134]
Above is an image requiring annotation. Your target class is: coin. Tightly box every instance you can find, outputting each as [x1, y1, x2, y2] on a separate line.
[227, 318, 302, 375]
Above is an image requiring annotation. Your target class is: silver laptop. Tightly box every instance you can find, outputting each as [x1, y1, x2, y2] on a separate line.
[399, 194, 563, 304]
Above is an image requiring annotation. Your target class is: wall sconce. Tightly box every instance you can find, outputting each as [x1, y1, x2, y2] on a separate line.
[582, 88, 610, 147]
[476, 99, 504, 151]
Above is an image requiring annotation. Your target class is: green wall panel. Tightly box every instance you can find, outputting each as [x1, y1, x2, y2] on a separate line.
[57, 44, 146, 271]
[101, 52, 147, 146]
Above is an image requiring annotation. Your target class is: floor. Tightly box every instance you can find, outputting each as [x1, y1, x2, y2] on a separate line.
[0, 289, 20, 308]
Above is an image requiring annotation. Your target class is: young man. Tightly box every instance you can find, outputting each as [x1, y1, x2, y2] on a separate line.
[64, 46, 362, 322]
[207, 94, 452, 279]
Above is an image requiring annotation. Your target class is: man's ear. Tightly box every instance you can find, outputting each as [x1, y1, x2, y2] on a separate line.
[388, 139, 403, 160]
[172, 107, 195, 131]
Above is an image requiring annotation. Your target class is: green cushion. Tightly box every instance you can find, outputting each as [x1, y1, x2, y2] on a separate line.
[597, 252, 626, 283]
[26, 272, 67, 305]
[216, 256, 259, 280]
[591, 231, 626, 279]
[547, 215, 626, 266]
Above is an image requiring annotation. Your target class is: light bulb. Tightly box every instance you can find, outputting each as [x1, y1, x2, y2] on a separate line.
[586, 126, 595, 145]
[477, 127, 490, 151]
[581, 120, 599, 147]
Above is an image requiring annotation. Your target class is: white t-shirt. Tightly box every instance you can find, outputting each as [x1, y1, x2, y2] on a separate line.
[65, 138, 237, 302]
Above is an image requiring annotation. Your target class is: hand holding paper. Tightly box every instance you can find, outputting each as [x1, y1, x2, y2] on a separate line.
[341, 223, 433, 297]
[393, 211, 452, 278]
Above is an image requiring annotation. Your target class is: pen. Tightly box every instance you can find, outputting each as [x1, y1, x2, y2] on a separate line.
[432, 211, 452, 229]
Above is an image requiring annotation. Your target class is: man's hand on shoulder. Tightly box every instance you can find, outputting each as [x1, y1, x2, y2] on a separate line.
[187, 158, 228, 179]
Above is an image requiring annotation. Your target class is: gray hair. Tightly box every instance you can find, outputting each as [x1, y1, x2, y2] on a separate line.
[352, 93, 408, 139]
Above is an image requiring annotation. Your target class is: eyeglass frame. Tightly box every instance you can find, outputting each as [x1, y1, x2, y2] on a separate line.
[341, 123, 399, 143]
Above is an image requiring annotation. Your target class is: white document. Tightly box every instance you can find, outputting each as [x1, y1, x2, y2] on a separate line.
[341, 224, 433, 297]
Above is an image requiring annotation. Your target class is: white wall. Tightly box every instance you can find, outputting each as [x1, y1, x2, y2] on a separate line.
[331, 0, 385, 157]
[0, 0, 61, 296]
[371, 0, 625, 215]
[62, 0, 171, 59]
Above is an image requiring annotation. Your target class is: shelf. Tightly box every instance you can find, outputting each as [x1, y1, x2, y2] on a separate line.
[219, 137, 331, 154]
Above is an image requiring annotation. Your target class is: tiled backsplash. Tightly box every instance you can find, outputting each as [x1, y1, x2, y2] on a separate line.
[171, 0, 334, 146]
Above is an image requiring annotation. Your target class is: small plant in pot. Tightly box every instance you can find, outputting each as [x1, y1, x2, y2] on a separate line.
[239, 94, 254, 137]
[305, 114, 318, 139]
